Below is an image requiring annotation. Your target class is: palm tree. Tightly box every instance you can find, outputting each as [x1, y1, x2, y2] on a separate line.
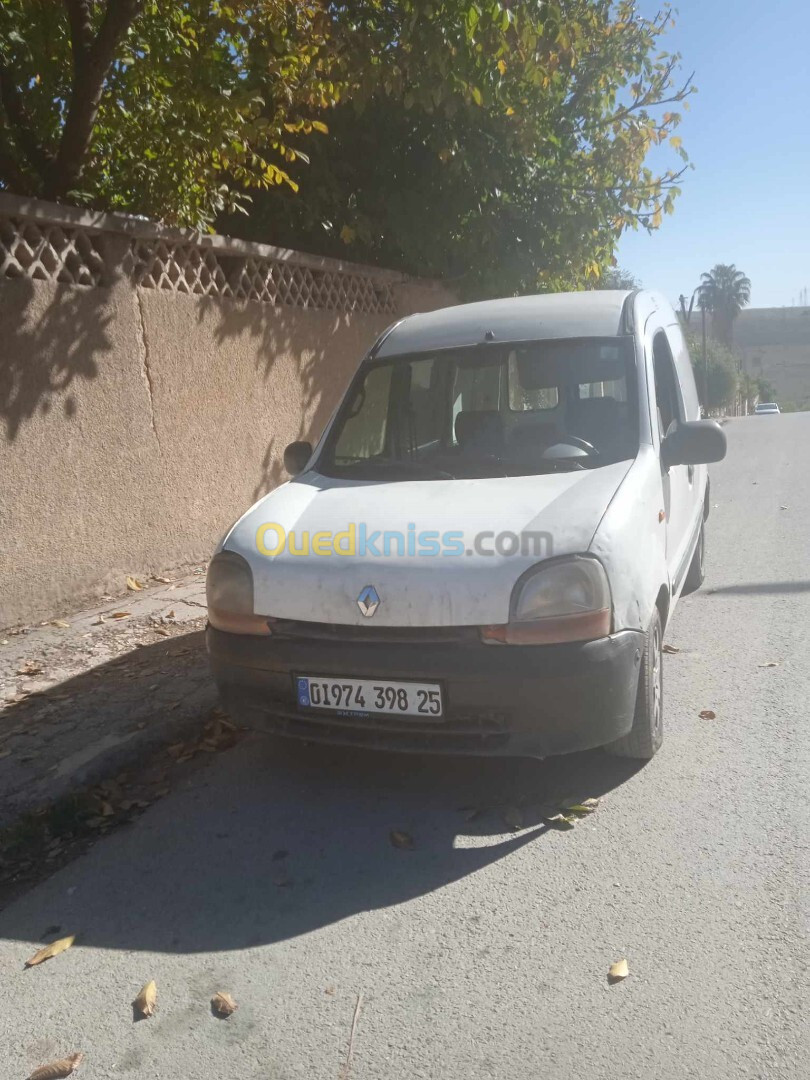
[697, 264, 751, 347]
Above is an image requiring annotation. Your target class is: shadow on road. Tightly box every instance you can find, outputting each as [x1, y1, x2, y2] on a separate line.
[0, 629, 213, 830]
[706, 580, 810, 596]
[0, 734, 643, 954]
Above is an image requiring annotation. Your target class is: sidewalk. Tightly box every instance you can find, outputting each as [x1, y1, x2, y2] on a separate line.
[0, 569, 216, 830]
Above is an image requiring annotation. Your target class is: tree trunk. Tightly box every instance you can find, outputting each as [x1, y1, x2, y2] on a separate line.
[42, 0, 143, 201]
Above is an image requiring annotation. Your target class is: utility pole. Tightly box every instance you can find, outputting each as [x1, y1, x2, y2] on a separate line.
[702, 304, 708, 415]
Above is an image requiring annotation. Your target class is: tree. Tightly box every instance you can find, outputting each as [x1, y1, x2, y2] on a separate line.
[591, 267, 642, 291]
[685, 330, 738, 414]
[697, 264, 752, 348]
[755, 377, 776, 403]
[0, 1, 344, 225]
[228, 2, 694, 295]
[1, 1, 694, 289]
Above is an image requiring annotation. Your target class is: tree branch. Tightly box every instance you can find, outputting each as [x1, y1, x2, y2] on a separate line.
[43, 0, 144, 200]
[63, 0, 95, 59]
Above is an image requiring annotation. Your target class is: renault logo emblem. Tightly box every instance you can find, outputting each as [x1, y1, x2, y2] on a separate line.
[357, 585, 381, 617]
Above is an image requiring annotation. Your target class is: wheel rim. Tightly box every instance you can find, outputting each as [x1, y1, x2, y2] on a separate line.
[651, 623, 662, 739]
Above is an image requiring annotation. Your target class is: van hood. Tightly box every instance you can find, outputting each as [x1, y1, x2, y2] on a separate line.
[221, 462, 632, 627]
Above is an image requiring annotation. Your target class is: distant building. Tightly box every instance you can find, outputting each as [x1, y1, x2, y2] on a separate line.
[735, 307, 810, 407]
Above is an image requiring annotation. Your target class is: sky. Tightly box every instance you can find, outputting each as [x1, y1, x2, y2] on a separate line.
[616, 0, 810, 309]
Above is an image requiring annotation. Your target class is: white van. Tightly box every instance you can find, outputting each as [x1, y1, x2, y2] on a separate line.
[207, 291, 726, 760]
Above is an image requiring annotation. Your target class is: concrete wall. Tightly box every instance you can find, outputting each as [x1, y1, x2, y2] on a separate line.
[735, 307, 810, 406]
[0, 198, 454, 627]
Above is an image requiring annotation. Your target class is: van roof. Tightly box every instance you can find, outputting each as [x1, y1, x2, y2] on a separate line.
[376, 290, 635, 358]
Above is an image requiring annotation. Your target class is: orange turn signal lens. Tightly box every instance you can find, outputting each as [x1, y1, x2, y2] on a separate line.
[208, 610, 274, 636]
[480, 608, 611, 645]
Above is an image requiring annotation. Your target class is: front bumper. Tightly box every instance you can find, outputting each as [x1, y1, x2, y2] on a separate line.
[207, 622, 644, 758]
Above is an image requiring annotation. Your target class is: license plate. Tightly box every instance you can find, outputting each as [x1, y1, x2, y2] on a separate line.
[295, 675, 443, 719]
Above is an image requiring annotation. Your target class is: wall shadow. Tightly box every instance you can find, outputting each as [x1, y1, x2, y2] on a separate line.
[0, 629, 214, 832]
[198, 296, 386, 500]
[0, 278, 113, 442]
[0, 705, 643, 954]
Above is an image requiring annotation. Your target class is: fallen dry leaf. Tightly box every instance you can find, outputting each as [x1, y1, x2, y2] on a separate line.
[92, 615, 105, 625]
[699, 709, 717, 720]
[51, 619, 70, 629]
[564, 802, 597, 816]
[325, 985, 336, 995]
[662, 644, 680, 654]
[166, 609, 176, 619]
[546, 813, 576, 830]
[153, 576, 172, 584]
[133, 979, 157, 1018]
[502, 805, 524, 830]
[126, 576, 143, 591]
[111, 612, 131, 619]
[211, 991, 238, 1017]
[25, 934, 76, 967]
[779, 505, 788, 511]
[153, 628, 170, 637]
[17, 660, 44, 676]
[28, 1052, 84, 1080]
[759, 661, 779, 668]
[389, 830, 414, 850]
[608, 958, 629, 983]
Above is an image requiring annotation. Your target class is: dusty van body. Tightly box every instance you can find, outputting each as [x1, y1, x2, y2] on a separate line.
[206, 291, 726, 759]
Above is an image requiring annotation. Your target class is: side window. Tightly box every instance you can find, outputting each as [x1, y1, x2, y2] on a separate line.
[407, 357, 442, 451]
[652, 331, 682, 439]
[333, 364, 393, 462]
[664, 323, 701, 420]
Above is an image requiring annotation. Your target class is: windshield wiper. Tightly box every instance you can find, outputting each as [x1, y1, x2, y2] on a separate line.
[337, 457, 457, 480]
[455, 453, 587, 476]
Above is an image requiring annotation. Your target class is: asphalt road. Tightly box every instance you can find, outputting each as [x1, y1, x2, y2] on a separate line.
[2, 413, 808, 1080]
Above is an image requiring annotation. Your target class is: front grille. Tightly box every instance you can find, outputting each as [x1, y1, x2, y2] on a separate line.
[269, 619, 479, 645]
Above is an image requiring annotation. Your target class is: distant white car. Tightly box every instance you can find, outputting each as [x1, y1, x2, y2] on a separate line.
[754, 402, 780, 414]
[207, 291, 727, 761]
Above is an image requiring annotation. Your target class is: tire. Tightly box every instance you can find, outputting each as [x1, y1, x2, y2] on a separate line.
[606, 607, 663, 760]
[681, 523, 705, 596]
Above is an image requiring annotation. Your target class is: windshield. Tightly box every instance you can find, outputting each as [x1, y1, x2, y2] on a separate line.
[318, 338, 638, 480]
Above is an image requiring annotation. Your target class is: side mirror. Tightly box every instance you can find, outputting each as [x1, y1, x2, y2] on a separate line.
[662, 420, 727, 468]
[283, 440, 313, 477]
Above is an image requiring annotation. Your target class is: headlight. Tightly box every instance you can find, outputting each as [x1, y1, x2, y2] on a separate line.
[481, 556, 611, 645]
[207, 551, 271, 635]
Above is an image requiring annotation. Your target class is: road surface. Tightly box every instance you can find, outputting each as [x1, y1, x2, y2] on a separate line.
[2, 413, 808, 1080]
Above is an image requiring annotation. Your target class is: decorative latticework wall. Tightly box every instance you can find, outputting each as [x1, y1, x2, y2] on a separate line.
[0, 196, 399, 315]
[129, 240, 396, 313]
[0, 215, 106, 287]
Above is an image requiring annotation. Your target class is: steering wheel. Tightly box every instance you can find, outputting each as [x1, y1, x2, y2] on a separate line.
[542, 434, 599, 457]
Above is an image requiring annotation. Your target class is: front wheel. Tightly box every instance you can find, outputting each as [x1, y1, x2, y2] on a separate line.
[605, 608, 663, 760]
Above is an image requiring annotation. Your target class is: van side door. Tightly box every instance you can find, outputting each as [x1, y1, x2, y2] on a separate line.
[646, 318, 694, 590]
